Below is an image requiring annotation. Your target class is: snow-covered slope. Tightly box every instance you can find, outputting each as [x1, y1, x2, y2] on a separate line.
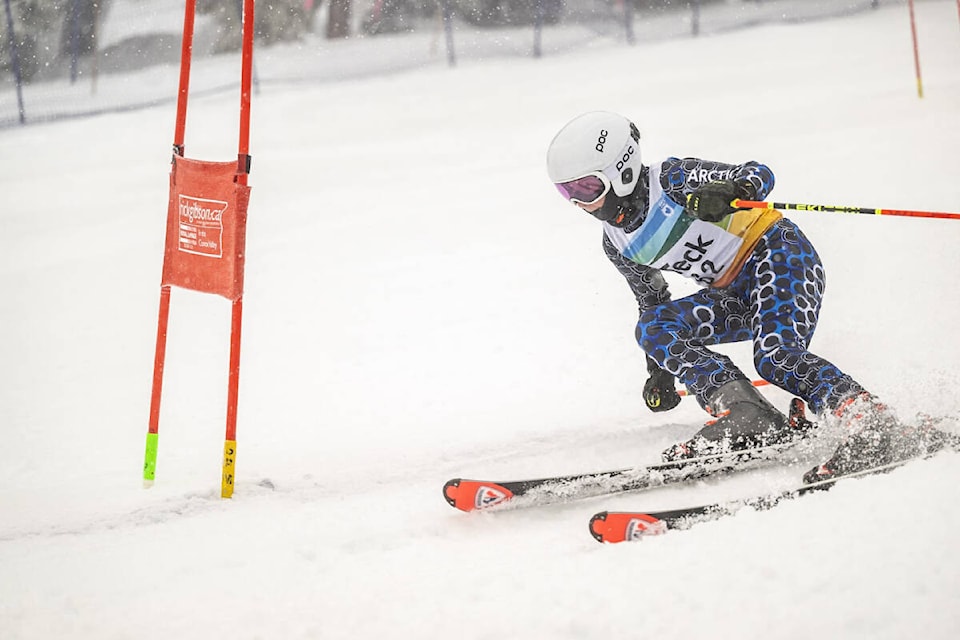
[1, 2, 959, 638]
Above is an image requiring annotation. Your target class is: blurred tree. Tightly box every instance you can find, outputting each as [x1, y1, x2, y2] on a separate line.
[326, 0, 351, 39]
[199, 0, 314, 52]
[456, 0, 563, 27]
[1, 0, 105, 81]
[57, 0, 112, 60]
[360, 1, 439, 36]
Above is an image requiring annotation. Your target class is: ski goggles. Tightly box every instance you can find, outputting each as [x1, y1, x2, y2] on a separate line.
[553, 171, 612, 206]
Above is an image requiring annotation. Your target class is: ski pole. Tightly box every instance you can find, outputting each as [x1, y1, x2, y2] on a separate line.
[733, 199, 960, 221]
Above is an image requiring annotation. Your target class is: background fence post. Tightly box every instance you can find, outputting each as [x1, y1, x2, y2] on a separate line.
[2, 0, 26, 124]
[69, 0, 80, 83]
[533, 0, 544, 58]
[441, 0, 456, 67]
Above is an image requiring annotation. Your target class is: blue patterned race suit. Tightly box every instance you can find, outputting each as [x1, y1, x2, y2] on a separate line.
[608, 158, 863, 415]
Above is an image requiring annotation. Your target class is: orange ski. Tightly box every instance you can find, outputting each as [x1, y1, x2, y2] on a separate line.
[444, 400, 817, 514]
[588, 447, 957, 543]
[443, 440, 802, 513]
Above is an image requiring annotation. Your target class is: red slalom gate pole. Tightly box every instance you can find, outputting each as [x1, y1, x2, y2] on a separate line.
[143, 0, 198, 488]
[173, 0, 196, 154]
[222, 297, 243, 498]
[733, 200, 960, 222]
[237, 0, 254, 185]
[143, 286, 172, 486]
[221, 0, 256, 499]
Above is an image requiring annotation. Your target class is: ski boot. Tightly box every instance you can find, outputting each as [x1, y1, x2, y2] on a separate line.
[802, 393, 956, 484]
[661, 379, 809, 462]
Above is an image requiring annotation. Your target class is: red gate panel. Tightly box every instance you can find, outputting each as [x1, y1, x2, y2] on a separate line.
[161, 156, 250, 301]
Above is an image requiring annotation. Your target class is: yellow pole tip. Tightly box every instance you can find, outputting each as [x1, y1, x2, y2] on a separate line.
[143, 479, 155, 489]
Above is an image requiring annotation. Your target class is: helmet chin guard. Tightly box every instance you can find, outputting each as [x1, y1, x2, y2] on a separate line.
[546, 111, 642, 198]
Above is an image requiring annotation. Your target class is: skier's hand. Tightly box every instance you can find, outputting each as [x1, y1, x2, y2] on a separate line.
[685, 180, 741, 222]
[643, 367, 681, 413]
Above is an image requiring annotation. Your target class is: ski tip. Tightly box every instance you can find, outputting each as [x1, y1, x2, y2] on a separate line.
[589, 511, 668, 543]
[443, 479, 514, 512]
[588, 511, 609, 543]
[442, 478, 461, 508]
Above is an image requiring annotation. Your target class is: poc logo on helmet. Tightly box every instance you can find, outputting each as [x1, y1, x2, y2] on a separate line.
[617, 145, 635, 184]
[616, 145, 635, 171]
[595, 129, 608, 152]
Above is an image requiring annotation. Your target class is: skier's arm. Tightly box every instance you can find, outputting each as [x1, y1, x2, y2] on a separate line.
[662, 157, 775, 221]
[727, 160, 775, 201]
[602, 233, 681, 413]
[602, 232, 671, 313]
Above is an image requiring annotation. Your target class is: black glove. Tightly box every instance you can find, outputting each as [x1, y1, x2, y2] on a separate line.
[685, 180, 741, 222]
[643, 366, 681, 413]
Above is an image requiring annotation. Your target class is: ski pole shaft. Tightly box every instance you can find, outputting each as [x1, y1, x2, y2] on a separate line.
[733, 200, 960, 221]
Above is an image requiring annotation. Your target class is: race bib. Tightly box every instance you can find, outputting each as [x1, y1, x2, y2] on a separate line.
[653, 220, 742, 286]
[602, 161, 743, 287]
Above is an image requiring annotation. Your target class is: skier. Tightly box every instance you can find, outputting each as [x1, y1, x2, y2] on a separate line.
[545, 111, 948, 483]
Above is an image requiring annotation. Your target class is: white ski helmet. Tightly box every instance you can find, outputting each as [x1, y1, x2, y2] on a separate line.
[546, 111, 642, 198]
